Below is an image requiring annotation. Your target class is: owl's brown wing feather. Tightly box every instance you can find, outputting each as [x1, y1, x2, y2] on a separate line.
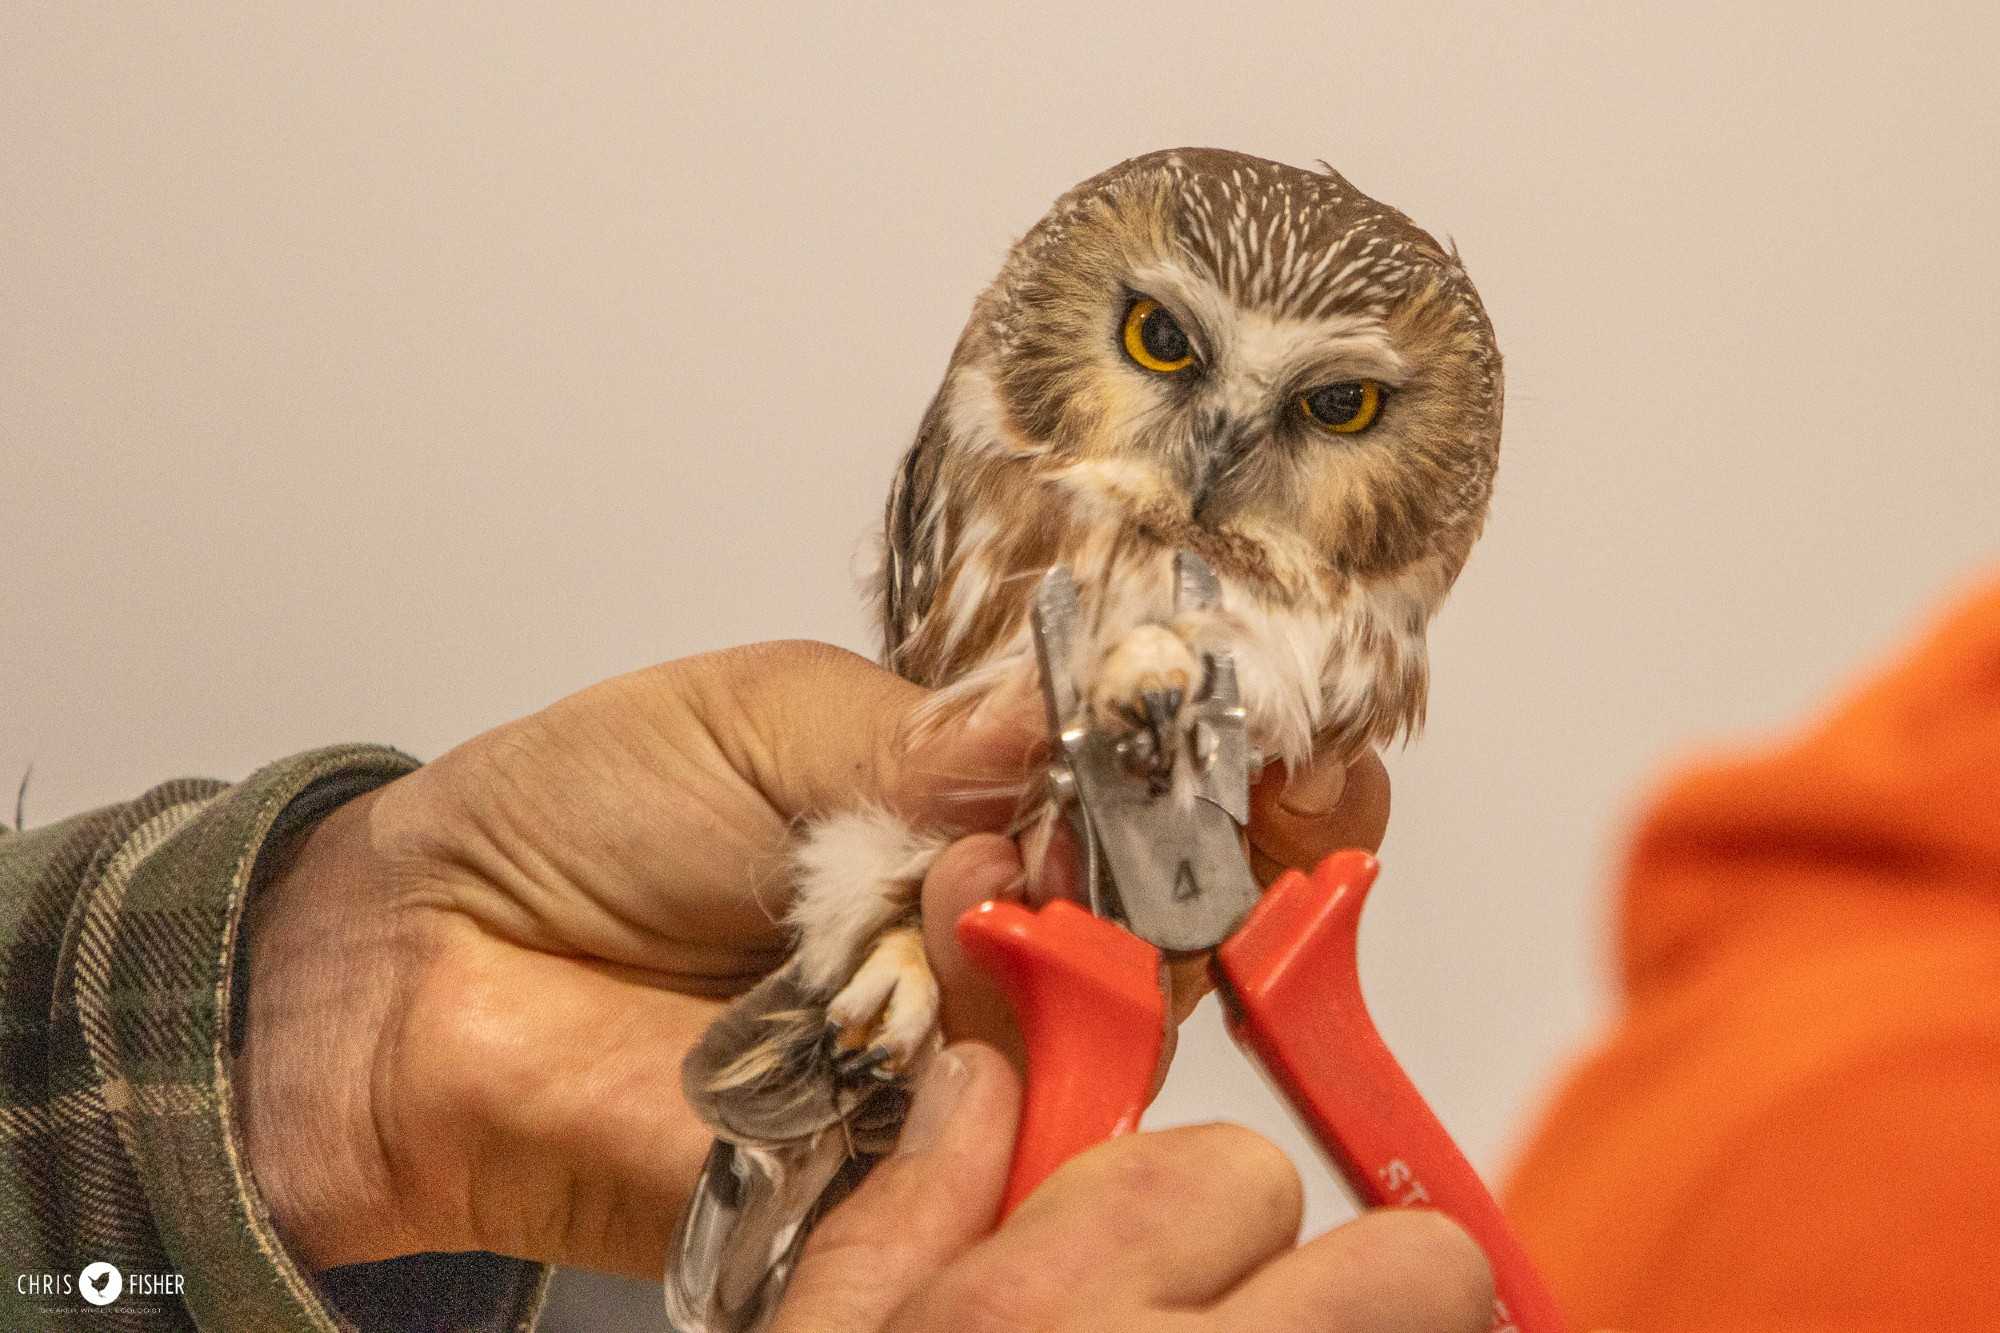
[881, 398, 951, 681]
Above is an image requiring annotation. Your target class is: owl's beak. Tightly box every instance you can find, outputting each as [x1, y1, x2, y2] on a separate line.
[1190, 418, 1255, 522]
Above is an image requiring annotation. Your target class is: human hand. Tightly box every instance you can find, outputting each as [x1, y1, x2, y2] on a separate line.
[774, 1042, 1491, 1333]
[235, 641, 1390, 1279]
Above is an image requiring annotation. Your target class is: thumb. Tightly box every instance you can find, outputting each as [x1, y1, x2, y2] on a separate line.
[771, 1043, 1020, 1333]
[670, 641, 926, 821]
[684, 640, 1045, 831]
[1246, 749, 1392, 880]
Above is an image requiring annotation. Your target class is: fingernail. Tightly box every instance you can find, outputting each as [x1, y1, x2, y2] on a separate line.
[1278, 758, 1348, 818]
[896, 1046, 971, 1155]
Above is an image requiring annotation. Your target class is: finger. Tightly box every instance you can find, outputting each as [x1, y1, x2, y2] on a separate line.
[1214, 1209, 1493, 1333]
[674, 641, 927, 819]
[773, 1043, 1020, 1333]
[891, 1123, 1302, 1326]
[920, 834, 1032, 1063]
[1164, 954, 1213, 1026]
[922, 833, 1191, 1087]
[1247, 749, 1391, 875]
[1022, 816, 1084, 908]
[1005, 1124, 1302, 1306]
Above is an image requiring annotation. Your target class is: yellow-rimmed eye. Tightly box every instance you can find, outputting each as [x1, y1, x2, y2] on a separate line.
[1122, 298, 1194, 373]
[1299, 380, 1382, 434]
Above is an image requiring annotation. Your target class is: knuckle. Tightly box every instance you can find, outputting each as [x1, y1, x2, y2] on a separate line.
[732, 637, 852, 672]
[1377, 1211, 1495, 1332]
[869, 700, 915, 799]
[1174, 1123, 1302, 1220]
[746, 641, 915, 787]
[704, 640, 871, 711]
[1069, 1125, 1301, 1243]
[1415, 1215, 1495, 1329]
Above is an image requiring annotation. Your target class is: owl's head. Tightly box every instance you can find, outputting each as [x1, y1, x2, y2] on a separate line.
[943, 148, 1502, 601]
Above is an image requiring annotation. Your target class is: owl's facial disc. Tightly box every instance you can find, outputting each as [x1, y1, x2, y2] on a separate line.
[1107, 271, 1410, 521]
[962, 149, 1501, 590]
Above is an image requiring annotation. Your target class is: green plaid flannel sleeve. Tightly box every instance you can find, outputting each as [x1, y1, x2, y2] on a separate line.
[0, 747, 549, 1331]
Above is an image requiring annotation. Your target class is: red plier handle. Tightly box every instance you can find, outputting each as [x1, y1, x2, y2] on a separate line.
[956, 849, 1568, 1333]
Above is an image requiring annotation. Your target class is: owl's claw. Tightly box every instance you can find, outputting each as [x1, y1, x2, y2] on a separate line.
[1094, 624, 1207, 791]
[1139, 687, 1184, 774]
[1140, 687, 1184, 731]
[824, 926, 938, 1082]
[832, 1045, 901, 1083]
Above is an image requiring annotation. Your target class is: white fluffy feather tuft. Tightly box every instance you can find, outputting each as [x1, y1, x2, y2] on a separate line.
[788, 809, 949, 993]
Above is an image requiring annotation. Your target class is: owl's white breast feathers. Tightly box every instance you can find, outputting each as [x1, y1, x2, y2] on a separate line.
[913, 534, 1446, 776]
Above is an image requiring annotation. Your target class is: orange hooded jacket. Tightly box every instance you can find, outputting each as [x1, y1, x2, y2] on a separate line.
[1502, 575, 2000, 1332]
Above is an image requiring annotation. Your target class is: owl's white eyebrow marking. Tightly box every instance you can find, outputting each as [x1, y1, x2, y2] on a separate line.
[1242, 314, 1406, 386]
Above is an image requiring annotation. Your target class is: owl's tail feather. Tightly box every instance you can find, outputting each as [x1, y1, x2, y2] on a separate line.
[666, 1132, 857, 1333]
[669, 962, 910, 1333]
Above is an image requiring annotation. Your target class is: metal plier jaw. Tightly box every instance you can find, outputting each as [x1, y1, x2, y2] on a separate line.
[957, 549, 1571, 1333]
[1031, 551, 1262, 954]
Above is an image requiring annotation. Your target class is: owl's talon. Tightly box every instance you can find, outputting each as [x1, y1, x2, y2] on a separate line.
[833, 1045, 905, 1084]
[823, 926, 938, 1081]
[1140, 687, 1184, 774]
[833, 1045, 892, 1080]
[1194, 656, 1217, 704]
[1095, 624, 1204, 788]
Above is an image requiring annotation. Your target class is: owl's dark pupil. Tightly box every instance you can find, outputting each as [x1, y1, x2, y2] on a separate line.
[1305, 382, 1367, 424]
[1139, 307, 1190, 364]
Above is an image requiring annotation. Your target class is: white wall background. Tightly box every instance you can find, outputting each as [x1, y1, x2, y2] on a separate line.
[5, 5, 1996, 1327]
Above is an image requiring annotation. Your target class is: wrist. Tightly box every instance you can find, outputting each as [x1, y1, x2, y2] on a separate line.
[237, 785, 427, 1268]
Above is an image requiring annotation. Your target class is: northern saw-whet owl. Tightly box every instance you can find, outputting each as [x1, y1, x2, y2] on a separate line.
[668, 147, 1502, 1332]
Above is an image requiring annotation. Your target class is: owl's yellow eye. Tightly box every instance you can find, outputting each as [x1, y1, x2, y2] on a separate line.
[1299, 380, 1382, 434]
[1122, 298, 1194, 373]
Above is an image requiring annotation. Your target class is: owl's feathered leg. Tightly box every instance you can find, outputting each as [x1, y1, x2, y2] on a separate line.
[789, 810, 949, 1074]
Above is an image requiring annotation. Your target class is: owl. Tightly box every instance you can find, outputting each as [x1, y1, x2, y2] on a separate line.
[668, 147, 1502, 1332]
